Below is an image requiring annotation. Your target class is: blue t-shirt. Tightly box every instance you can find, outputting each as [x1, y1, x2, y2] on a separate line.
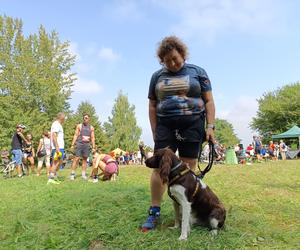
[148, 63, 212, 117]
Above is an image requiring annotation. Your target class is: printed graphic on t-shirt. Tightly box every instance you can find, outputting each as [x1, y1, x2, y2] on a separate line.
[156, 75, 190, 100]
[82, 135, 91, 142]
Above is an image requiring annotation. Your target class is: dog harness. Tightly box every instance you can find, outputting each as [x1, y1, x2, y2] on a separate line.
[167, 162, 200, 204]
[167, 141, 214, 204]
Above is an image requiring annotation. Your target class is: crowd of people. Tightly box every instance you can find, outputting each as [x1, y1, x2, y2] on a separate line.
[1, 112, 122, 184]
[198, 136, 290, 165]
[235, 136, 289, 163]
[114, 142, 148, 165]
[1, 120, 291, 183]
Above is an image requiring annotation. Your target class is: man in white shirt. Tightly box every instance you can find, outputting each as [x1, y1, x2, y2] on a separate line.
[48, 112, 65, 185]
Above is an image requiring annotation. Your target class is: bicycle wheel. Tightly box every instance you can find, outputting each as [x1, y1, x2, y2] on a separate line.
[0, 163, 10, 177]
[8, 162, 17, 177]
[0, 163, 6, 173]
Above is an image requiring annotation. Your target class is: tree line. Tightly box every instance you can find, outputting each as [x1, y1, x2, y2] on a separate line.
[0, 15, 141, 152]
[251, 82, 300, 143]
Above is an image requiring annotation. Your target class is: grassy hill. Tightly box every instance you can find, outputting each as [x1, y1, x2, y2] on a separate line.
[0, 160, 299, 249]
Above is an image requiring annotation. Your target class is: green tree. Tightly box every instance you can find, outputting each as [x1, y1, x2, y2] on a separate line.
[250, 83, 300, 137]
[215, 118, 240, 147]
[104, 92, 142, 152]
[64, 101, 109, 151]
[0, 15, 76, 148]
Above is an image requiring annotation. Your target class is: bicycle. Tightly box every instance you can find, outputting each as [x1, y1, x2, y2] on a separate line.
[0, 160, 27, 178]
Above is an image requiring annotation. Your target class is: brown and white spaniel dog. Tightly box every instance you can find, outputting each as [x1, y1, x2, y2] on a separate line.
[145, 148, 226, 240]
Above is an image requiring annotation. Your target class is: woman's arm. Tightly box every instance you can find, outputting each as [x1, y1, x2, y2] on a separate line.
[202, 91, 216, 142]
[32, 144, 35, 158]
[98, 161, 106, 172]
[90, 126, 96, 152]
[36, 139, 42, 154]
[149, 99, 157, 140]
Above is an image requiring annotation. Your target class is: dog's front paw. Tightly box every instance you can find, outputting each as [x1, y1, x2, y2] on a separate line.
[178, 234, 187, 241]
[210, 229, 218, 236]
[168, 225, 179, 230]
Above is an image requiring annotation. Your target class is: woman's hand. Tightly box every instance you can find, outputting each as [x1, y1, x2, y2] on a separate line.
[206, 127, 215, 143]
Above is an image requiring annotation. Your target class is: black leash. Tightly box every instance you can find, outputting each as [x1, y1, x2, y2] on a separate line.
[197, 140, 215, 179]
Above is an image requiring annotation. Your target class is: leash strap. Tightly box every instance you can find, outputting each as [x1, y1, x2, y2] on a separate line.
[197, 140, 214, 179]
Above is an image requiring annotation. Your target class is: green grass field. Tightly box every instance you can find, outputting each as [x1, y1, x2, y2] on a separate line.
[0, 161, 299, 250]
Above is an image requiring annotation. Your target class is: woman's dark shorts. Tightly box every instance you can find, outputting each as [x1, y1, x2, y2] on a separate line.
[154, 113, 206, 159]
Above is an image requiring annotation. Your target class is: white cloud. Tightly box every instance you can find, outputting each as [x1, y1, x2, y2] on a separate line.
[73, 77, 103, 94]
[152, 0, 285, 43]
[217, 96, 258, 145]
[98, 47, 121, 62]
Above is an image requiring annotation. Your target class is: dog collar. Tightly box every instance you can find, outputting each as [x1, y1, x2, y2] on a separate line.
[170, 161, 183, 173]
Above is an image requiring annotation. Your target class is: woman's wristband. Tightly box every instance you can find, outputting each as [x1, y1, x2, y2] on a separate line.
[206, 124, 215, 130]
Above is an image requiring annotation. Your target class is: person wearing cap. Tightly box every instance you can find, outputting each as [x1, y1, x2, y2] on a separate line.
[11, 124, 28, 177]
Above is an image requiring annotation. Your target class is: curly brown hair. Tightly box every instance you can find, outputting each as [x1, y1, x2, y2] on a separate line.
[157, 36, 189, 63]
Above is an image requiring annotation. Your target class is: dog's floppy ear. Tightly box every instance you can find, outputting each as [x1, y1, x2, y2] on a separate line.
[159, 149, 172, 184]
[145, 155, 156, 168]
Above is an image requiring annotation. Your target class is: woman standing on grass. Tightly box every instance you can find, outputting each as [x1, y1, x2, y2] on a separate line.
[141, 36, 216, 231]
[36, 131, 51, 176]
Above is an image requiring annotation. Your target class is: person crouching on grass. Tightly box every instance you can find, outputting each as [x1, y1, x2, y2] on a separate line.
[89, 151, 119, 183]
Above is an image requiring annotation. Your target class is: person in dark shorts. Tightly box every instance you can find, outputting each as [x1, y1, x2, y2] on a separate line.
[11, 124, 28, 178]
[22, 133, 36, 175]
[141, 36, 216, 231]
[139, 141, 147, 165]
[70, 113, 96, 180]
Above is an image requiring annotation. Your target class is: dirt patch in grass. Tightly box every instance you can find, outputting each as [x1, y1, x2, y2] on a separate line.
[88, 240, 105, 250]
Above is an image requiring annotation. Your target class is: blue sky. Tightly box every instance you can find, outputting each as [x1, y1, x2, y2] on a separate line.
[1, 0, 300, 146]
